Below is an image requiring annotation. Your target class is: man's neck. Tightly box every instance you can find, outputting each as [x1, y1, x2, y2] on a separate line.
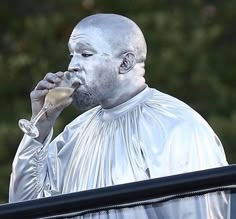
[100, 79, 147, 109]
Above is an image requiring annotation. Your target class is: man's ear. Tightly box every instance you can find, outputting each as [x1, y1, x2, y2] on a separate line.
[119, 52, 136, 74]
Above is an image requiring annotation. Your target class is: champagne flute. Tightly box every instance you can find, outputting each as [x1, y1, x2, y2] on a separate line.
[18, 72, 74, 138]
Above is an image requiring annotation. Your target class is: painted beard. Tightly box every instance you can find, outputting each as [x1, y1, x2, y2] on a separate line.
[72, 84, 99, 112]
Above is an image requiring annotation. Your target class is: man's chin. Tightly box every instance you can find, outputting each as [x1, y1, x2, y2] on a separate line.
[72, 90, 99, 112]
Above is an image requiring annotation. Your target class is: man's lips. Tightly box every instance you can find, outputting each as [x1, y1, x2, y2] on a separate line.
[71, 78, 85, 89]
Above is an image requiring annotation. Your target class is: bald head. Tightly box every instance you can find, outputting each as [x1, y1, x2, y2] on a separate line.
[68, 13, 147, 109]
[73, 13, 147, 63]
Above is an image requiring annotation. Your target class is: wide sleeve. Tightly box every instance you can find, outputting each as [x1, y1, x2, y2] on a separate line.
[9, 119, 76, 202]
[9, 131, 53, 202]
[9, 108, 96, 203]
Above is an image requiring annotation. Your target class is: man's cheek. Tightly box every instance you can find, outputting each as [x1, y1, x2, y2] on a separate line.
[86, 80, 97, 94]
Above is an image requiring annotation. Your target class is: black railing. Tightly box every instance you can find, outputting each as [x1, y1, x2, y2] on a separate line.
[1, 165, 236, 219]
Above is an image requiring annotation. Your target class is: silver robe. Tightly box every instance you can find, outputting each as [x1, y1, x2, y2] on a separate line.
[9, 87, 229, 218]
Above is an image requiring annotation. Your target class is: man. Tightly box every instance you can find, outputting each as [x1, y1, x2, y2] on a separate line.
[10, 13, 229, 218]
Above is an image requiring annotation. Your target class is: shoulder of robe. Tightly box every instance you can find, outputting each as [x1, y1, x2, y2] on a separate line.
[147, 88, 218, 139]
[146, 88, 204, 123]
[168, 115, 218, 150]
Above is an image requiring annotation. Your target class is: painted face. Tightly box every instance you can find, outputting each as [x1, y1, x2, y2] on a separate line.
[68, 26, 121, 111]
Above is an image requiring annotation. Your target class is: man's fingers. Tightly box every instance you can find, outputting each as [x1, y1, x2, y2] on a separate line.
[30, 89, 48, 100]
[35, 72, 66, 90]
[44, 72, 64, 82]
[55, 71, 64, 78]
[35, 80, 55, 90]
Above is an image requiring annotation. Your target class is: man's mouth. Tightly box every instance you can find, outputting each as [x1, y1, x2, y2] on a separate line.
[77, 79, 84, 85]
[71, 78, 85, 89]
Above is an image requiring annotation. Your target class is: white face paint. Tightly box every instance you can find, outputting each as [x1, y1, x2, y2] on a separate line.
[67, 26, 122, 111]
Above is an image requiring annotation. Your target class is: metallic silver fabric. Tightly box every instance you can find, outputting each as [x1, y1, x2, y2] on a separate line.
[9, 87, 229, 218]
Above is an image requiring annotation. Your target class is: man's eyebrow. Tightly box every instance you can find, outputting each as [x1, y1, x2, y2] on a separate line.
[76, 42, 92, 48]
[68, 41, 94, 53]
[75, 42, 98, 54]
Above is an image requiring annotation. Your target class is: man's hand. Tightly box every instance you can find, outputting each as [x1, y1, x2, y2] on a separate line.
[30, 71, 73, 143]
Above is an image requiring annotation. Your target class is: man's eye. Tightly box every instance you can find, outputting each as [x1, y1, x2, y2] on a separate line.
[82, 53, 93, 57]
[69, 54, 73, 59]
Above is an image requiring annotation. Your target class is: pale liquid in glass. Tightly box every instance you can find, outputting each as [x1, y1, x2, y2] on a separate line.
[45, 87, 74, 107]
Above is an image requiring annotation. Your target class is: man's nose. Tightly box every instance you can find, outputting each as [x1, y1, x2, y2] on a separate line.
[68, 55, 81, 72]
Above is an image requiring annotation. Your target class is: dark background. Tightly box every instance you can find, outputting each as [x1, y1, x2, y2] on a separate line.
[0, 0, 235, 203]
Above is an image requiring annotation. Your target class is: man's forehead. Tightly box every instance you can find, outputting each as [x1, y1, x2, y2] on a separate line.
[68, 26, 115, 52]
[70, 26, 103, 39]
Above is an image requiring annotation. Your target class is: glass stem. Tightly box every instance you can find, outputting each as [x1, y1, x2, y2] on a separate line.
[31, 106, 49, 126]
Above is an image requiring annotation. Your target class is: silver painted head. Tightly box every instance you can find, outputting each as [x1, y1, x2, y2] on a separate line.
[67, 13, 147, 111]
